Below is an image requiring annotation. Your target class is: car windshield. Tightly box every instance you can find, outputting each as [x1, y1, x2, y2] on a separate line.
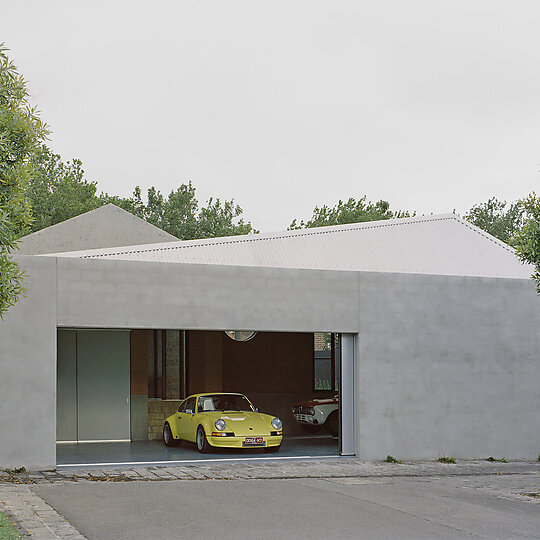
[198, 394, 254, 413]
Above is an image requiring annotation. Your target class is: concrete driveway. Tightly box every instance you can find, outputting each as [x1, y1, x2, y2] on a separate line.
[30, 474, 540, 539]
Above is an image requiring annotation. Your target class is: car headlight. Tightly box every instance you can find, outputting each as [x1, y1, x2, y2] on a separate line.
[215, 419, 226, 431]
[271, 417, 283, 430]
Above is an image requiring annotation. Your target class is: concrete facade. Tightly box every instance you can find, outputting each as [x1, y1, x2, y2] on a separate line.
[0, 250, 538, 469]
[18, 204, 178, 255]
[355, 272, 540, 460]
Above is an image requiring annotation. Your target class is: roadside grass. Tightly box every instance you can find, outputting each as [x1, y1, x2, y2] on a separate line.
[383, 455, 402, 464]
[0, 469, 26, 475]
[0, 512, 21, 540]
[437, 456, 456, 464]
[486, 456, 507, 463]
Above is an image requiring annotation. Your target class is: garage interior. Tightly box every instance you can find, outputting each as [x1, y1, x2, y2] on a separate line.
[56, 328, 341, 466]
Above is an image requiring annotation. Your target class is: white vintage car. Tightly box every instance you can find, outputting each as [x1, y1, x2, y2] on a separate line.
[291, 396, 339, 436]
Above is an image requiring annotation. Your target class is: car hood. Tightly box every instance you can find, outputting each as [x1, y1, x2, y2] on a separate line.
[293, 398, 338, 407]
[204, 411, 277, 436]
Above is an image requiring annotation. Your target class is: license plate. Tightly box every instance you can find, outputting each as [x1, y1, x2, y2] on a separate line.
[243, 437, 264, 446]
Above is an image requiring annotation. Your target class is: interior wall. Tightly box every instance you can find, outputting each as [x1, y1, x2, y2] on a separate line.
[130, 330, 150, 440]
[188, 330, 223, 394]
[222, 332, 313, 393]
[185, 331, 326, 435]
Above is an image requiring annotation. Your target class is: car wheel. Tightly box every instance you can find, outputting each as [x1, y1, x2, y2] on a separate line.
[265, 444, 281, 453]
[196, 426, 210, 453]
[300, 424, 322, 434]
[327, 411, 339, 437]
[163, 423, 178, 447]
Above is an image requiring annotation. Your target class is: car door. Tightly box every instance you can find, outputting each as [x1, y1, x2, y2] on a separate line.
[177, 396, 196, 441]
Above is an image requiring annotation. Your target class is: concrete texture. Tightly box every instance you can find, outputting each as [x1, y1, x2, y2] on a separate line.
[355, 272, 540, 460]
[27, 474, 540, 539]
[17, 203, 178, 255]
[0, 256, 57, 470]
[55, 257, 359, 331]
[1, 250, 539, 469]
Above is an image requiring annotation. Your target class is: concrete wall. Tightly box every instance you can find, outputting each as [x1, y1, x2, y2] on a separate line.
[355, 272, 540, 460]
[1, 254, 539, 468]
[56, 258, 359, 332]
[0, 256, 57, 470]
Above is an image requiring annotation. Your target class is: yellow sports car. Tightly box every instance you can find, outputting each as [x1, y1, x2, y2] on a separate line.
[163, 393, 283, 453]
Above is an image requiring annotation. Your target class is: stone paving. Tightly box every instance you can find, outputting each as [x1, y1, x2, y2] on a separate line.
[1, 457, 539, 485]
[1, 458, 538, 538]
[0, 485, 85, 539]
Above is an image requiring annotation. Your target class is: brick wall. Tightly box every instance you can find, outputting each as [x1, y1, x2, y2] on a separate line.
[148, 399, 182, 440]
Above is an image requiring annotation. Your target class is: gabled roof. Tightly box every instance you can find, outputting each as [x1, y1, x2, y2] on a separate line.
[17, 204, 178, 255]
[50, 213, 533, 280]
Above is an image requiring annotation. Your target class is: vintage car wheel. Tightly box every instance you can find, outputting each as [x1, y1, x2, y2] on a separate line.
[163, 423, 179, 447]
[328, 411, 339, 437]
[300, 424, 322, 434]
[196, 426, 210, 453]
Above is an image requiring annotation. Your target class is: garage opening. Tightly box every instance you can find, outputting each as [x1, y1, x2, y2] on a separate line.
[57, 329, 352, 466]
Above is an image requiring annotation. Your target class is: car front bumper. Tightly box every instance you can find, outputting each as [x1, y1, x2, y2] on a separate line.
[208, 435, 283, 448]
[294, 413, 318, 425]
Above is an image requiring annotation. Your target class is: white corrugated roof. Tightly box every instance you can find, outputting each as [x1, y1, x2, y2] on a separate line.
[50, 214, 533, 280]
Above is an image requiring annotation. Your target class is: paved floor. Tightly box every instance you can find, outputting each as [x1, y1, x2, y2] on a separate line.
[56, 435, 338, 467]
[28, 474, 540, 539]
[1, 459, 538, 539]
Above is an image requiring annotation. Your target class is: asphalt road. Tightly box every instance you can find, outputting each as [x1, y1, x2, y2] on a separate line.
[32, 475, 540, 539]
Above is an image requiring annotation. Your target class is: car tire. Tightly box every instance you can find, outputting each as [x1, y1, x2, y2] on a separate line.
[265, 444, 281, 453]
[163, 423, 178, 447]
[300, 424, 322, 434]
[196, 426, 210, 453]
[327, 411, 339, 437]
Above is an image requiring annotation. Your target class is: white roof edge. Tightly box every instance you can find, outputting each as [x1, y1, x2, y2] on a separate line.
[50, 213, 468, 259]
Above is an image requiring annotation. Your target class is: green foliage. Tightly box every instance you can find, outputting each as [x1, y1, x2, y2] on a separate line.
[486, 456, 507, 463]
[24, 145, 101, 234]
[102, 182, 258, 240]
[289, 196, 414, 229]
[24, 144, 258, 241]
[512, 193, 540, 292]
[464, 197, 523, 246]
[0, 43, 48, 318]
[0, 512, 21, 540]
[384, 454, 402, 464]
[1, 466, 26, 474]
[437, 456, 456, 464]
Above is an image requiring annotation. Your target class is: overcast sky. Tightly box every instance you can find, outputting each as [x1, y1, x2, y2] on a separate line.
[1, 0, 539, 232]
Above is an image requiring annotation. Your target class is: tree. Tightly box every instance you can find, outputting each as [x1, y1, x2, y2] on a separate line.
[464, 197, 523, 246]
[24, 145, 101, 233]
[120, 183, 258, 240]
[0, 44, 48, 318]
[289, 196, 413, 229]
[22, 146, 258, 241]
[513, 193, 540, 292]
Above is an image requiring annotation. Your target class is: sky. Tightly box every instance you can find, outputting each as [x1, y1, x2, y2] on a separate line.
[1, 0, 539, 232]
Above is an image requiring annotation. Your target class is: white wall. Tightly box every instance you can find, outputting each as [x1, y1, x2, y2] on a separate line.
[0, 256, 57, 470]
[355, 272, 540, 460]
